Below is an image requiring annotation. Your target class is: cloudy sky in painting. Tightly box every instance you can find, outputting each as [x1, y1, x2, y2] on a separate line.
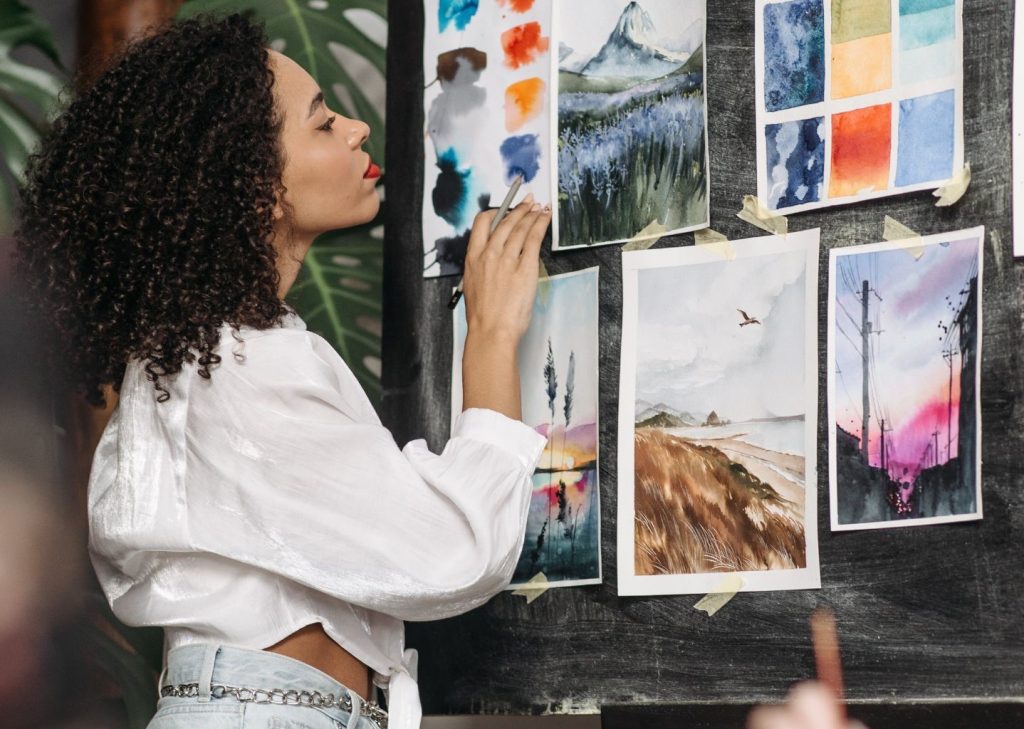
[559, 0, 705, 63]
[635, 248, 808, 423]
[833, 236, 980, 475]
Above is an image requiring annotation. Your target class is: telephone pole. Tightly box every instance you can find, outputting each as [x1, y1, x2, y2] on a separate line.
[861, 280, 871, 462]
[942, 347, 957, 462]
[880, 419, 893, 476]
[932, 430, 940, 468]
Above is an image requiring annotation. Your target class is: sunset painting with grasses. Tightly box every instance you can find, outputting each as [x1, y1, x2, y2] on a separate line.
[617, 233, 821, 596]
[453, 268, 601, 588]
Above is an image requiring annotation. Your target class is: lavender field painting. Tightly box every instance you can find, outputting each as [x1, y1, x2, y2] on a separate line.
[554, 1, 709, 250]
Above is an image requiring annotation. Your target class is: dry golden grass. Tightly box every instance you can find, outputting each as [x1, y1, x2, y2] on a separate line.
[634, 428, 806, 576]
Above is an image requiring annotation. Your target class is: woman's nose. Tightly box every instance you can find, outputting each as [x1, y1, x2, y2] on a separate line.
[347, 118, 370, 149]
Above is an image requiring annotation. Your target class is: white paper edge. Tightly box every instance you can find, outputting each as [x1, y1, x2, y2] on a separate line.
[826, 226, 985, 532]
[616, 229, 822, 596]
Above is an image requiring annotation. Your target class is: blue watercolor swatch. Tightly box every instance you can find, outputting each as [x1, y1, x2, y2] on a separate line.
[438, 0, 479, 33]
[499, 134, 541, 184]
[899, 0, 954, 14]
[765, 117, 825, 209]
[763, 0, 825, 112]
[895, 90, 955, 186]
[432, 147, 473, 229]
[900, 5, 955, 50]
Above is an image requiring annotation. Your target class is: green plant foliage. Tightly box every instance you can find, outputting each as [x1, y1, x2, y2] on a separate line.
[0, 0, 65, 232]
[178, 0, 387, 402]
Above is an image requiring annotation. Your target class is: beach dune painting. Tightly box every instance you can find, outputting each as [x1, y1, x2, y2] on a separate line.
[553, 0, 709, 250]
[452, 267, 602, 589]
[617, 231, 821, 596]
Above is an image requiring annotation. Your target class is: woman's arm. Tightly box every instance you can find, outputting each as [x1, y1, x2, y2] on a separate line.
[460, 195, 552, 421]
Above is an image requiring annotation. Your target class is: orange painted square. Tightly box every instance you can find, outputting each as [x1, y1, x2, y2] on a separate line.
[830, 104, 891, 198]
[831, 33, 892, 99]
[505, 77, 546, 132]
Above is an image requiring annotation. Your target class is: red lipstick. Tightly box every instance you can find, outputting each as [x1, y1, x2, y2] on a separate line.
[364, 160, 381, 180]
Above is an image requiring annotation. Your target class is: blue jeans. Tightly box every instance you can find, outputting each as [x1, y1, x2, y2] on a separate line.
[149, 644, 382, 729]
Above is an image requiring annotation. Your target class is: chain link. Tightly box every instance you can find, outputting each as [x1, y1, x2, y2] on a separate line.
[161, 682, 388, 727]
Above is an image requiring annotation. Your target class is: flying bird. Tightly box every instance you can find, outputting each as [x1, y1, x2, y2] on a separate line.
[737, 309, 761, 327]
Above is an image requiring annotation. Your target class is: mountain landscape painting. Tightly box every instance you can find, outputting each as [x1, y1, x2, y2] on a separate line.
[617, 231, 821, 596]
[554, 0, 709, 250]
[452, 268, 602, 589]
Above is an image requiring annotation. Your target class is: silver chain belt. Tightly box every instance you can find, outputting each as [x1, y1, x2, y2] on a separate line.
[160, 682, 388, 728]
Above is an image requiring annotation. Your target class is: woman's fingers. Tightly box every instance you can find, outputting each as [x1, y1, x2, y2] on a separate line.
[465, 208, 498, 262]
[513, 205, 551, 266]
[486, 194, 536, 251]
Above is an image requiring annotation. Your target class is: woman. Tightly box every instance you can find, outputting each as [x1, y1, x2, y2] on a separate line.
[15, 13, 550, 729]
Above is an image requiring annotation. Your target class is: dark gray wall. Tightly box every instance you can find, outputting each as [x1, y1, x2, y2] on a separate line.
[383, 0, 1024, 715]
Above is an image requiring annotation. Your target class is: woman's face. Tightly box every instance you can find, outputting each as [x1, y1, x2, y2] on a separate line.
[267, 49, 381, 241]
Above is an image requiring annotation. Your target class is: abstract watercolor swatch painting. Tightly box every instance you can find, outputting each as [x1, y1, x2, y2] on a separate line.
[423, 0, 552, 277]
[755, 0, 964, 213]
[452, 268, 602, 589]
[617, 231, 821, 596]
[828, 228, 984, 531]
[553, 0, 709, 250]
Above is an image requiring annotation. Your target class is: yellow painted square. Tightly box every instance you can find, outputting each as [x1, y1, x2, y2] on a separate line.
[831, 33, 892, 99]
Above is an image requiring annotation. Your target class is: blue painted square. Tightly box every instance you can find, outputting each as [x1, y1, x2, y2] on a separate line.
[895, 90, 956, 186]
[899, 0, 954, 14]
[900, 5, 956, 50]
[763, 0, 825, 112]
[765, 117, 825, 209]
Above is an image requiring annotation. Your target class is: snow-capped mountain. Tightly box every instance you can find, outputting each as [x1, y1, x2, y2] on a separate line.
[581, 2, 689, 80]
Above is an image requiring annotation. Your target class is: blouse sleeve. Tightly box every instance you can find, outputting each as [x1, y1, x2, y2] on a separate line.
[182, 327, 546, 622]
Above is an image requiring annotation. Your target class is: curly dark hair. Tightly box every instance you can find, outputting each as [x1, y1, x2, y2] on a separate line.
[13, 12, 291, 406]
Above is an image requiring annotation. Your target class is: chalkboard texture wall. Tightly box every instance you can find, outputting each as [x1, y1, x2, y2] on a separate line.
[382, 0, 1024, 716]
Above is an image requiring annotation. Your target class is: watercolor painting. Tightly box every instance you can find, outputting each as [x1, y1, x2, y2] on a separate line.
[755, 0, 964, 214]
[828, 228, 983, 531]
[617, 231, 821, 596]
[423, 0, 552, 277]
[452, 268, 602, 588]
[553, 0, 709, 250]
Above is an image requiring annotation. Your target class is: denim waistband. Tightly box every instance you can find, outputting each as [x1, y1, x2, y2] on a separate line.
[161, 643, 383, 728]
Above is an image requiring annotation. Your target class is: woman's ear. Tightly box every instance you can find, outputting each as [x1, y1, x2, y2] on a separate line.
[272, 200, 285, 221]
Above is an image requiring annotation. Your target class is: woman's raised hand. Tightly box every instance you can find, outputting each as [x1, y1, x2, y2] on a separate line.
[459, 194, 552, 421]
[462, 194, 551, 346]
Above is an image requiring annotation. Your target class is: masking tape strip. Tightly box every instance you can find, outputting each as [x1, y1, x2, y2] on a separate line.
[882, 215, 926, 260]
[693, 574, 744, 617]
[737, 195, 789, 236]
[622, 220, 669, 251]
[511, 573, 550, 604]
[694, 228, 736, 260]
[933, 163, 971, 207]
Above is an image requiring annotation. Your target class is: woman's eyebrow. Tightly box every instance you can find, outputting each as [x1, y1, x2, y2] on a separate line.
[307, 90, 324, 119]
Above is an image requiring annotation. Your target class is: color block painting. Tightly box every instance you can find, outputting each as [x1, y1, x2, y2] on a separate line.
[452, 268, 602, 588]
[423, 0, 552, 277]
[828, 228, 983, 530]
[755, 0, 963, 213]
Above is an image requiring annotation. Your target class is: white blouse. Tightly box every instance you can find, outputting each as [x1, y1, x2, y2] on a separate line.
[87, 310, 547, 729]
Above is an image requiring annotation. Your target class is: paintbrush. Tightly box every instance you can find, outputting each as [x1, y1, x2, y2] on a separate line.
[447, 174, 525, 310]
[810, 608, 847, 721]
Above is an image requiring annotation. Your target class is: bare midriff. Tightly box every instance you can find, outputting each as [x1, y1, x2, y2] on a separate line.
[264, 623, 372, 700]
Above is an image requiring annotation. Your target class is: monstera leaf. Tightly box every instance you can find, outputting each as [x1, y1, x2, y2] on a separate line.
[178, 0, 387, 402]
[0, 0, 65, 232]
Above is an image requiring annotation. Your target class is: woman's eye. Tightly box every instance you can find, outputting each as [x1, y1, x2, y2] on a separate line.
[318, 115, 337, 132]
